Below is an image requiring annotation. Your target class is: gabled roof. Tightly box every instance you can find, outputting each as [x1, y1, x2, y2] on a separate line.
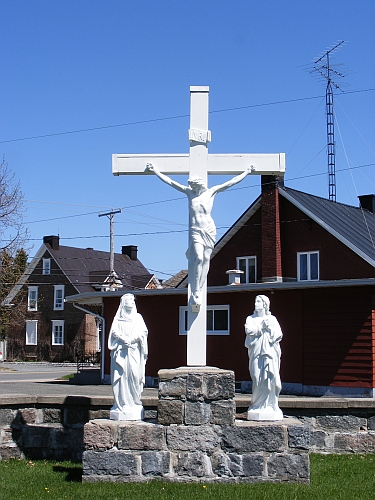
[162, 270, 188, 289]
[211, 195, 262, 258]
[212, 186, 375, 268]
[46, 244, 154, 293]
[280, 187, 375, 267]
[5, 242, 156, 304]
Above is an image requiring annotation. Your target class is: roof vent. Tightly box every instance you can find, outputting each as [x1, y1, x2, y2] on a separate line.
[122, 245, 138, 260]
[358, 195, 375, 214]
[43, 235, 59, 250]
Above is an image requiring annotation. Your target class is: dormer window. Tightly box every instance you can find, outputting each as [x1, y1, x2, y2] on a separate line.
[298, 251, 319, 281]
[43, 258, 51, 275]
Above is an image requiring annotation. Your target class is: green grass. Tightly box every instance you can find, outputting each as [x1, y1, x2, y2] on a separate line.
[57, 373, 75, 380]
[0, 454, 375, 500]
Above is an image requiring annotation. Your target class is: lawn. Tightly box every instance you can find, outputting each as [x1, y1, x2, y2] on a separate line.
[0, 454, 374, 499]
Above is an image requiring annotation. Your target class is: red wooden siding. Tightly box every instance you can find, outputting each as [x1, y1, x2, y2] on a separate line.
[301, 287, 374, 387]
[279, 197, 374, 280]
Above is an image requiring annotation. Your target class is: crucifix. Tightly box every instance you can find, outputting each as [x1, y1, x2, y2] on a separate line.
[113, 86, 285, 366]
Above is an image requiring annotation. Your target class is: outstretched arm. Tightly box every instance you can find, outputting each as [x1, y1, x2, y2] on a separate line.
[146, 163, 188, 193]
[212, 165, 254, 194]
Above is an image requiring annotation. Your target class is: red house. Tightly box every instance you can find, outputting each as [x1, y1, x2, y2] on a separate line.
[66, 176, 375, 396]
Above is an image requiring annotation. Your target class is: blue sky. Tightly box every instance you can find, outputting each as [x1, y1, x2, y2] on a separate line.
[1, 1, 374, 280]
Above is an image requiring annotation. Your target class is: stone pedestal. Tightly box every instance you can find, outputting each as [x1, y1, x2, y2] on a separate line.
[157, 367, 236, 426]
[82, 367, 310, 483]
[110, 405, 144, 421]
[248, 407, 284, 421]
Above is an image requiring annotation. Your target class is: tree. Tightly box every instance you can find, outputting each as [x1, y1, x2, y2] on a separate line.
[0, 157, 28, 255]
[0, 248, 28, 339]
[0, 158, 28, 340]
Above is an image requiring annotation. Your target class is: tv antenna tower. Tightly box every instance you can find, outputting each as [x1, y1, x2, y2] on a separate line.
[310, 40, 346, 201]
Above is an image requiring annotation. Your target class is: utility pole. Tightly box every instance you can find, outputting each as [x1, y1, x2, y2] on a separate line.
[310, 41, 346, 202]
[98, 209, 122, 290]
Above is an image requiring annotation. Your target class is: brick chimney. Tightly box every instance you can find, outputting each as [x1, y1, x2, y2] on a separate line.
[43, 235, 59, 250]
[122, 245, 138, 260]
[358, 194, 375, 214]
[261, 175, 283, 282]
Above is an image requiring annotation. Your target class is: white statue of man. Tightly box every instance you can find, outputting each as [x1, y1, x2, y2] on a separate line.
[108, 293, 148, 421]
[245, 295, 283, 421]
[146, 163, 252, 306]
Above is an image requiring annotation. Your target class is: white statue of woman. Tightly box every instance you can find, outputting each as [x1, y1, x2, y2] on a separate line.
[245, 295, 283, 421]
[146, 163, 252, 306]
[108, 293, 148, 421]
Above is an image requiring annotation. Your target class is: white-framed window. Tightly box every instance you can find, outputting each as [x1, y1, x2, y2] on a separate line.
[53, 285, 65, 310]
[26, 320, 38, 345]
[297, 251, 319, 281]
[27, 286, 38, 311]
[236, 256, 257, 283]
[179, 305, 230, 335]
[43, 258, 51, 275]
[52, 320, 64, 345]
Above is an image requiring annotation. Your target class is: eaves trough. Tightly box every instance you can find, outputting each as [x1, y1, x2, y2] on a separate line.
[65, 277, 375, 306]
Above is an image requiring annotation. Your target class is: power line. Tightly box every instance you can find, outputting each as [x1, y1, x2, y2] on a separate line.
[20, 161, 375, 228]
[1, 88, 373, 144]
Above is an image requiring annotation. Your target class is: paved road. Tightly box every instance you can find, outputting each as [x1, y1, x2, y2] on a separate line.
[0, 362, 113, 397]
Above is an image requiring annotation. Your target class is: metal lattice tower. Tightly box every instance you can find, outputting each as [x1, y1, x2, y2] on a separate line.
[311, 41, 346, 202]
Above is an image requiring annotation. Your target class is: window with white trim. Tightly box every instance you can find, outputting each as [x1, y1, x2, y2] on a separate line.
[297, 251, 319, 281]
[54, 285, 65, 310]
[27, 286, 38, 311]
[52, 320, 64, 345]
[179, 305, 230, 335]
[26, 320, 38, 345]
[43, 258, 51, 275]
[236, 256, 257, 283]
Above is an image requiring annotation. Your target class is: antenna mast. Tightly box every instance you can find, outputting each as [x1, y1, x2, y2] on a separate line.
[311, 41, 346, 202]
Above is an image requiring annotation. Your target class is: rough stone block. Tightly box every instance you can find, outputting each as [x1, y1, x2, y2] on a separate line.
[0, 445, 24, 460]
[316, 415, 366, 432]
[89, 409, 110, 420]
[174, 451, 211, 477]
[84, 421, 117, 451]
[43, 408, 62, 423]
[167, 425, 220, 452]
[357, 432, 375, 452]
[64, 407, 90, 426]
[118, 422, 166, 450]
[211, 452, 233, 477]
[17, 408, 43, 425]
[267, 453, 310, 480]
[22, 425, 51, 448]
[144, 409, 157, 420]
[185, 401, 211, 425]
[310, 430, 326, 449]
[222, 425, 285, 453]
[334, 432, 375, 453]
[0, 409, 16, 426]
[158, 399, 184, 425]
[141, 451, 171, 476]
[367, 416, 375, 431]
[288, 425, 311, 450]
[186, 374, 204, 401]
[159, 377, 186, 398]
[83, 450, 138, 476]
[204, 372, 235, 400]
[242, 454, 264, 477]
[211, 400, 236, 426]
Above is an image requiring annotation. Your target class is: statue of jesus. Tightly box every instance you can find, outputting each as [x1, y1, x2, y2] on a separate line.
[146, 163, 253, 306]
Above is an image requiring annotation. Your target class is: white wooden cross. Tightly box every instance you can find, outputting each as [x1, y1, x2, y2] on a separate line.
[113, 86, 285, 366]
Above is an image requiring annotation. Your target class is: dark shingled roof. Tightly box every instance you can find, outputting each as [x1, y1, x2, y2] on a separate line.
[280, 187, 375, 266]
[162, 270, 188, 289]
[45, 244, 153, 294]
